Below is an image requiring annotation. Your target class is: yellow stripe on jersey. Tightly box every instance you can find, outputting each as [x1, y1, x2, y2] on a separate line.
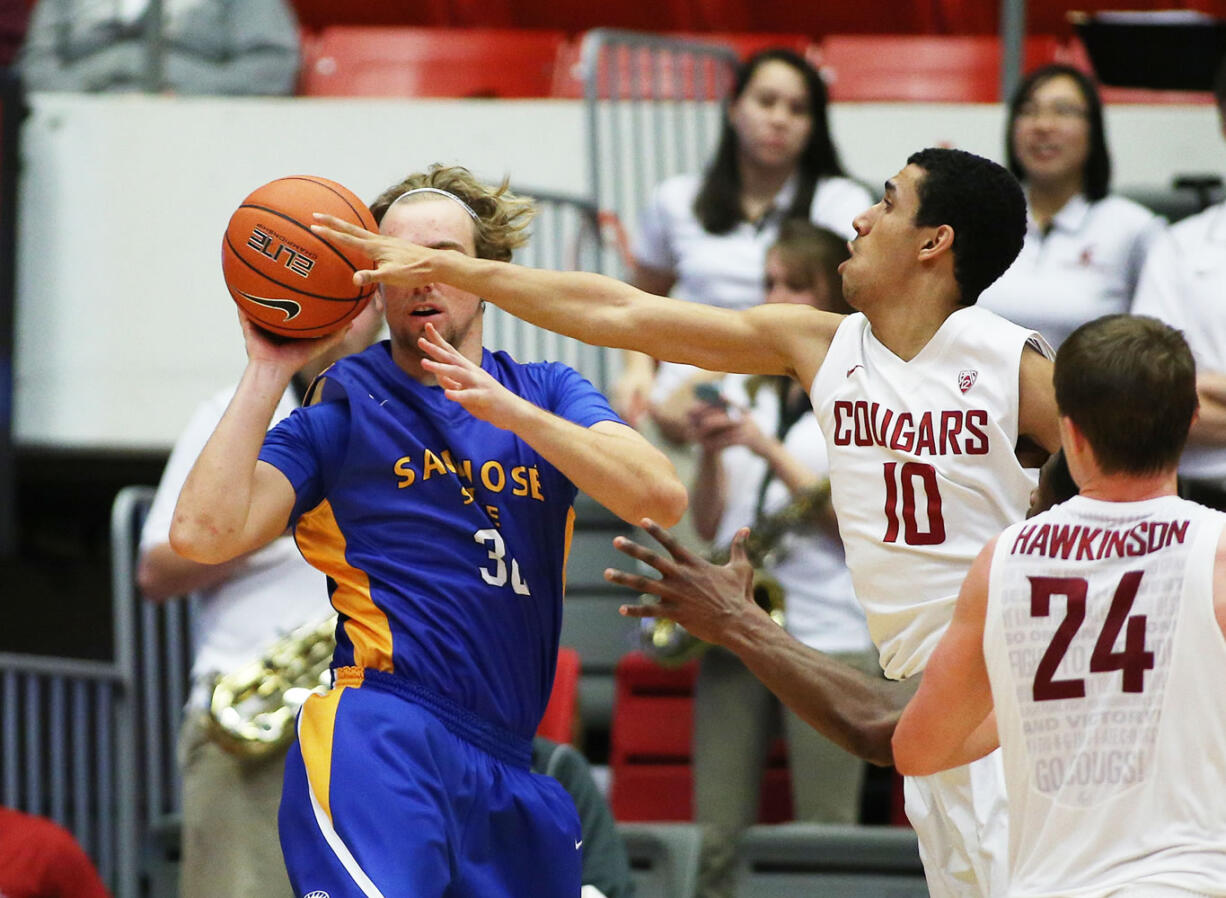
[297, 499, 395, 672]
[298, 688, 344, 822]
[561, 505, 575, 595]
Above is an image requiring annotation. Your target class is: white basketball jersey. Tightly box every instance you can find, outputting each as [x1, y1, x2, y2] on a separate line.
[812, 306, 1046, 678]
[988, 495, 1226, 897]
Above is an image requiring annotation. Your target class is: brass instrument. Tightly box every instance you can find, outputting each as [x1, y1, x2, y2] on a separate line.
[643, 480, 832, 665]
[207, 614, 338, 760]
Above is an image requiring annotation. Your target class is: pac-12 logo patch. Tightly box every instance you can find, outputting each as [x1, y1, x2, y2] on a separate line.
[304, 891, 330, 898]
[958, 369, 978, 394]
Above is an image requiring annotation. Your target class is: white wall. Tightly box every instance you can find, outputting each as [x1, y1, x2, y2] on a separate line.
[13, 93, 1223, 450]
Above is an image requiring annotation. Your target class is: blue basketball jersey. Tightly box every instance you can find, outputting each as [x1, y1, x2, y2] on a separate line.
[259, 341, 619, 739]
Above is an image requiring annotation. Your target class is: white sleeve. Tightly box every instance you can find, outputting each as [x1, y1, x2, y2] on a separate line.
[1130, 228, 1186, 331]
[1123, 211, 1168, 300]
[631, 180, 679, 273]
[139, 394, 230, 553]
[810, 177, 874, 240]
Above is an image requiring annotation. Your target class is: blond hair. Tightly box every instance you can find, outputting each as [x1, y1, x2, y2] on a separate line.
[370, 164, 534, 262]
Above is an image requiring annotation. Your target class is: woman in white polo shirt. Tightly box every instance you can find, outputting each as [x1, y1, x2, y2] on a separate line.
[615, 47, 872, 428]
[979, 64, 1165, 349]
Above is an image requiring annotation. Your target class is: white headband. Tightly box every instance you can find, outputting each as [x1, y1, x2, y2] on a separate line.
[388, 186, 480, 222]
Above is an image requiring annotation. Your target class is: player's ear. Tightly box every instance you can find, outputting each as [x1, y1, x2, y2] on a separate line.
[918, 224, 955, 260]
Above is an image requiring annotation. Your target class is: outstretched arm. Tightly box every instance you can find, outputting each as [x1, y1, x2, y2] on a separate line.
[418, 324, 687, 527]
[312, 215, 841, 385]
[892, 539, 997, 775]
[608, 521, 914, 766]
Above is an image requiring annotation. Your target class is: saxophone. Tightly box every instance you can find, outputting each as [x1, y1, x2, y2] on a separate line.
[643, 479, 832, 665]
[207, 614, 338, 760]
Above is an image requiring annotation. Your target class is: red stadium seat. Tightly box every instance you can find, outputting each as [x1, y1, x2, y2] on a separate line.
[299, 27, 568, 98]
[537, 647, 582, 744]
[548, 31, 811, 100]
[608, 652, 792, 822]
[816, 34, 1063, 102]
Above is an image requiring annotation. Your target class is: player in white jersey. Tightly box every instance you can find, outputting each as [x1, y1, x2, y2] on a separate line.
[312, 147, 1063, 897]
[895, 314, 1226, 897]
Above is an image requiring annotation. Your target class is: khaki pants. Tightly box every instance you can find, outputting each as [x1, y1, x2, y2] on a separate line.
[692, 647, 880, 898]
[177, 713, 294, 898]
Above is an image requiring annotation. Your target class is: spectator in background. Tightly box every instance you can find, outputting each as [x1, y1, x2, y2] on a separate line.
[532, 737, 635, 898]
[0, 805, 111, 898]
[137, 298, 384, 898]
[1132, 56, 1226, 511]
[18, 0, 299, 94]
[979, 64, 1165, 349]
[686, 221, 875, 898]
[618, 47, 871, 433]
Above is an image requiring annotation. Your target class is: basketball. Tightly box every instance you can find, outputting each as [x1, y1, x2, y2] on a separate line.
[221, 175, 377, 339]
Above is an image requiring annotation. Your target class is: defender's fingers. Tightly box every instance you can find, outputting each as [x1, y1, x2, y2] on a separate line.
[611, 536, 671, 573]
[638, 519, 694, 562]
[604, 568, 667, 594]
[618, 603, 667, 619]
[728, 527, 752, 564]
[311, 213, 376, 240]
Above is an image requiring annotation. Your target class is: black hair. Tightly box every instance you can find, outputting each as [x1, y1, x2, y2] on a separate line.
[694, 48, 845, 235]
[1214, 55, 1226, 112]
[1005, 64, 1111, 202]
[906, 148, 1026, 305]
[1055, 315, 1197, 475]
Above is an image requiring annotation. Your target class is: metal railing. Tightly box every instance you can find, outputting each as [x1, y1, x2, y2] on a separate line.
[578, 29, 739, 272]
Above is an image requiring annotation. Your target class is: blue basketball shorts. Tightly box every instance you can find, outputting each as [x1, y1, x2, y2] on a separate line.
[278, 669, 583, 898]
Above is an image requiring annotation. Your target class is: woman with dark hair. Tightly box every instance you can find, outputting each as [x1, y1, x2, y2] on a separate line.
[978, 63, 1164, 349]
[617, 47, 871, 426]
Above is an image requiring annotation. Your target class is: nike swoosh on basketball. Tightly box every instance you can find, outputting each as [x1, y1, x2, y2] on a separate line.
[236, 290, 302, 321]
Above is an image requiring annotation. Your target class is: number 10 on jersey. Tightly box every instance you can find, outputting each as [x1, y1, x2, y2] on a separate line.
[883, 462, 946, 546]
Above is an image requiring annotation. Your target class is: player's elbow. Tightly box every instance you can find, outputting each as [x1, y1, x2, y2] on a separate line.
[639, 478, 688, 529]
[169, 516, 235, 567]
[891, 725, 941, 776]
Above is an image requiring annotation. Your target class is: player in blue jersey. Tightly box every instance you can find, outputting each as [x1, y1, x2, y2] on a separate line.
[169, 165, 687, 898]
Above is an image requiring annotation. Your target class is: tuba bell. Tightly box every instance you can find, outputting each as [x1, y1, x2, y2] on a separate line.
[207, 614, 338, 760]
[642, 479, 831, 665]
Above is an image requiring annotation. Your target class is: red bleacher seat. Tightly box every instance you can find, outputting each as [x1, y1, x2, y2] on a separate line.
[816, 34, 1064, 102]
[536, 647, 581, 744]
[298, 27, 567, 98]
[549, 37, 739, 100]
[609, 652, 791, 823]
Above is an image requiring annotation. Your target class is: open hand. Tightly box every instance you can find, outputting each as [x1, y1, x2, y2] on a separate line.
[418, 322, 524, 428]
[608, 519, 767, 646]
[311, 213, 437, 290]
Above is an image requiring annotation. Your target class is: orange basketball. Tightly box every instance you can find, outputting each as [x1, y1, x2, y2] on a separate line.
[221, 175, 377, 339]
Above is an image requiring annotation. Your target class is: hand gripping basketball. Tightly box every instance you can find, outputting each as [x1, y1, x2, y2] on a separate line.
[222, 176, 377, 339]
